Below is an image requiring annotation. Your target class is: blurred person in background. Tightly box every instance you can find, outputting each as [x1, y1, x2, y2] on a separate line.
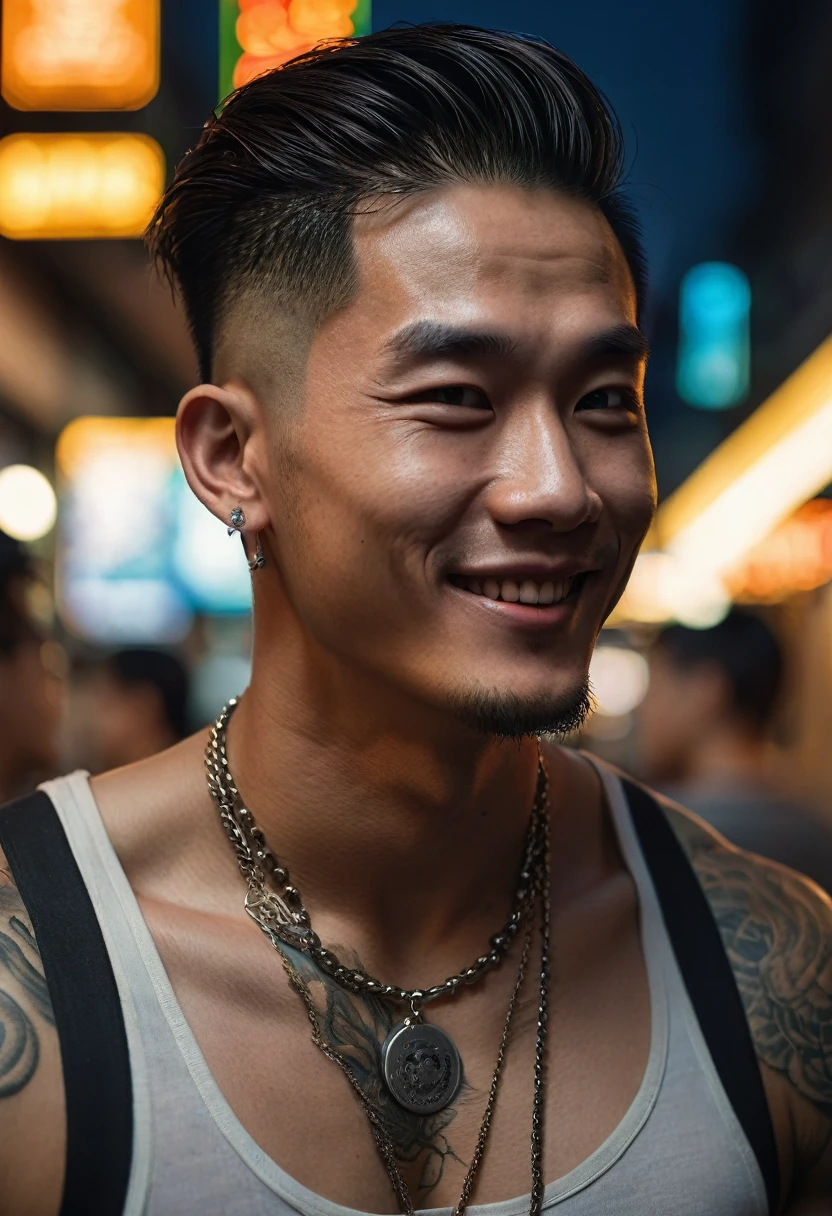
[0, 530, 62, 800]
[79, 648, 190, 773]
[637, 608, 832, 893]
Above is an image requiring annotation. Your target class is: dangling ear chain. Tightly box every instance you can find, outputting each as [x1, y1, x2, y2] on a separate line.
[227, 507, 266, 571]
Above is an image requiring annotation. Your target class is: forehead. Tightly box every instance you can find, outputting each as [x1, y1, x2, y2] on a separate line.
[345, 183, 636, 346]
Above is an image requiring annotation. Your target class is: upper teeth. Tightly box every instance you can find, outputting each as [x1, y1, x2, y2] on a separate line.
[460, 576, 574, 605]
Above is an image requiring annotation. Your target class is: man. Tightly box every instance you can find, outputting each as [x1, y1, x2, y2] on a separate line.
[0, 530, 62, 800]
[0, 25, 829, 1216]
[72, 648, 190, 773]
[638, 609, 832, 894]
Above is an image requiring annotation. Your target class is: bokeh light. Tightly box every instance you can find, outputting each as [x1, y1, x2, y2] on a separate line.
[614, 551, 731, 629]
[0, 133, 165, 239]
[727, 499, 832, 602]
[55, 416, 251, 643]
[2, 0, 160, 112]
[677, 262, 750, 410]
[589, 646, 650, 717]
[221, 0, 371, 97]
[0, 464, 57, 541]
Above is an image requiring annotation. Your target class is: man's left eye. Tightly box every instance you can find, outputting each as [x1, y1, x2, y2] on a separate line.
[575, 387, 636, 411]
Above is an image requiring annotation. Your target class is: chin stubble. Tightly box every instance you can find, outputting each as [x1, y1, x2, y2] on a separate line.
[448, 682, 593, 741]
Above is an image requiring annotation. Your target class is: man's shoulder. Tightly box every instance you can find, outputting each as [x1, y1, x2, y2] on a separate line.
[660, 783, 832, 956]
[657, 788, 832, 1188]
[0, 846, 66, 1212]
[0, 844, 55, 1041]
[656, 787, 769, 865]
[90, 730, 211, 876]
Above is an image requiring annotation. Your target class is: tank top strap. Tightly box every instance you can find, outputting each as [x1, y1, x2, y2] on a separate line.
[582, 756, 779, 1214]
[37, 772, 155, 1216]
[0, 781, 135, 1215]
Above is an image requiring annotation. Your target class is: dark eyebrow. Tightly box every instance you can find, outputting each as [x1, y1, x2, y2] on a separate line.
[382, 321, 519, 366]
[380, 319, 649, 373]
[581, 324, 650, 364]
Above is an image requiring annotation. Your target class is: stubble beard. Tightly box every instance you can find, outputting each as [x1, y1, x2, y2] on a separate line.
[448, 681, 593, 741]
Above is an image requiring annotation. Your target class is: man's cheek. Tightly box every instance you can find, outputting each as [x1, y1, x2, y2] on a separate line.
[606, 476, 656, 543]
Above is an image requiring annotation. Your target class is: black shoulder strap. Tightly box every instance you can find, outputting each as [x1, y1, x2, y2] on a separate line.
[0, 790, 133, 1216]
[621, 777, 780, 1215]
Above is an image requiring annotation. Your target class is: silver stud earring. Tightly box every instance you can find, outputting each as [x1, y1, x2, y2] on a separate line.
[227, 506, 246, 535]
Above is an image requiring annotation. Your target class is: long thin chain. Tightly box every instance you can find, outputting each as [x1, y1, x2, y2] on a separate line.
[452, 897, 536, 1215]
[277, 948, 414, 1212]
[530, 797, 551, 1213]
[281, 898, 535, 1215]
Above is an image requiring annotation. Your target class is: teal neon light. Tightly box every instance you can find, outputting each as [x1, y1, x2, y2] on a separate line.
[676, 262, 750, 410]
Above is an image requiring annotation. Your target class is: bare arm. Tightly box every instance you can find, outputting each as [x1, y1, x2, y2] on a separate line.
[0, 849, 65, 1215]
[667, 806, 832, 1212]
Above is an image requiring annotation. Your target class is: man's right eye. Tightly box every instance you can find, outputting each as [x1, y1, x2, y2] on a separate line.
[415, 385, 492, 409]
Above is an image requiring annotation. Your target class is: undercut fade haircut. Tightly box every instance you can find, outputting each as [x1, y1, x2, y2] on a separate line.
[149, 23, 647, 383]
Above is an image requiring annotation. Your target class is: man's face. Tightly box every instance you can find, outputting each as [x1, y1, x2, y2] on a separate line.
[259, 184, 656, 735]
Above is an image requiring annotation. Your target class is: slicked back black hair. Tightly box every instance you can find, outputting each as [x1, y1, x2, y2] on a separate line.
[149, 23, 647, 382]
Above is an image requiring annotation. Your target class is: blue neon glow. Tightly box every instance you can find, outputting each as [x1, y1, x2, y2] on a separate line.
[59, 453, 251, 644]
[171, 468, 252, 615]
[677, 262, 750, 410]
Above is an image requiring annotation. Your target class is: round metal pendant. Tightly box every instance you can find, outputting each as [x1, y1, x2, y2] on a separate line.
[381, 1020, 462, 1114]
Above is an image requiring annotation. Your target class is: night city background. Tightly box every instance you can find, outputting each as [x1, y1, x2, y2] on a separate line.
[1, 0, 832, 814]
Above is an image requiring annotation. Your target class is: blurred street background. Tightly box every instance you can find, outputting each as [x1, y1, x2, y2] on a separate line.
[2, 0, 832, 869]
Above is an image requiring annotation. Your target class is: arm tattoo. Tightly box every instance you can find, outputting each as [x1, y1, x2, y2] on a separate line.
[674, 817, 832, 1120]
[279, 942, 468, 1195]
[0, 866, 54, 1099]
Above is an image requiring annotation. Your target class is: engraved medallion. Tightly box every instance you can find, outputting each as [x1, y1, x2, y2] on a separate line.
[381, 1020, 462, 1114]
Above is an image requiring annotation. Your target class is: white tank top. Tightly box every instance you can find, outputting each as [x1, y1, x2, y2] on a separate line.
[40, 762, 769, 1216]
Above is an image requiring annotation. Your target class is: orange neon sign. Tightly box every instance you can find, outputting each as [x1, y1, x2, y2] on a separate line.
[0, 134, 165, 240]
[727, 500, 832, 602]
[226, 0, 369, 93]
[2, 0, 160, 111]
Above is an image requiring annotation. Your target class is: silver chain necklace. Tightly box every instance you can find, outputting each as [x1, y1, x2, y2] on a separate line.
[205, 699, 551, 1211]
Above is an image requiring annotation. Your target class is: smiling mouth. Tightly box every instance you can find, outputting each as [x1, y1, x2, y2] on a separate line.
[448, 573, 586, 606]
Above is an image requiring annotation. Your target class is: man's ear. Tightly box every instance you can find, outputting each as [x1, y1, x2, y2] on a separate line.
[176, 380, 271, 533]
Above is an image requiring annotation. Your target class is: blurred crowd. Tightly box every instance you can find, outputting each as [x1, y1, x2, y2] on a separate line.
[0, 526, 191, 801]
[638, 609, 832, 894]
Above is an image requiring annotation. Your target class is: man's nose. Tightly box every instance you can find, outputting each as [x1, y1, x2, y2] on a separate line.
[484, 406, 602, 532]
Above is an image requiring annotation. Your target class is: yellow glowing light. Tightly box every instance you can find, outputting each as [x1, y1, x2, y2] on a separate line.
[56, 415, 175, 479]
[0, 133, 165, 240]
[0, 464, 57, 541]
[615, 551, 730, 628]
[615, 333, 832, 625]
[589, 646, 650, 717]
[233, 0, 360, 88]
[658, 333, 832, 574]
[726, 499, 832, 602]
[2, 0, 159, 111]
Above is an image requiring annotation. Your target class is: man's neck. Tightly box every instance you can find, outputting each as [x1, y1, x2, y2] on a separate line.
[91, 632, 617, 1005]
[227, 652, 540, 954]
